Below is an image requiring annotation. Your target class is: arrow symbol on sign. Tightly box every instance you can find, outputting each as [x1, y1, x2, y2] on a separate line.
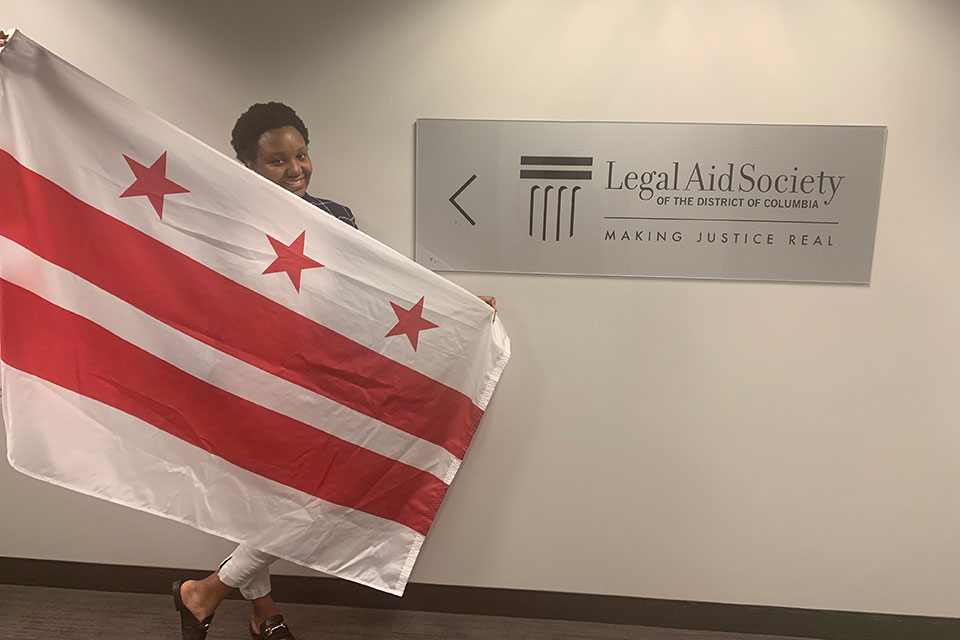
[449, 174, 477, 226]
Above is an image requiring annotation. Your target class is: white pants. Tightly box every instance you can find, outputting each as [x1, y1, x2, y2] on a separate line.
[217, 544, 278, 600]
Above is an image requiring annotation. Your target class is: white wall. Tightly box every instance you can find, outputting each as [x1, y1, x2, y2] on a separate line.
[1, 0, 958, 618]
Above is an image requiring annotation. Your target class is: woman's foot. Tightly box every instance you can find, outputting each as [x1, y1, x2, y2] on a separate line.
[250, 614, 296, 639]
[249, 594, 293, 638]
[172, 580, 215, 640]
[179, 579, 220, 622]
[172, 573, 233, 639]
[249, 593, 282, 635]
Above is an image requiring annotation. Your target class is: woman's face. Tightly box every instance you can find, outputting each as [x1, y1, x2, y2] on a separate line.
[247, 125, 312, 197]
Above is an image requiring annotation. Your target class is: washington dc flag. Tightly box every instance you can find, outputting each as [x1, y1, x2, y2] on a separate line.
[0, 31, 510, 595]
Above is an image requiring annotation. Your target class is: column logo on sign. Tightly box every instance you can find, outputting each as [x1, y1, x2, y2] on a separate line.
[520, 156, 592, 242]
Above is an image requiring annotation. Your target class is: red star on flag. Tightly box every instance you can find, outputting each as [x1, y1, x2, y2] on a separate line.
[262, 231, 324, 292]
[119, 152, 189, 218]
[386, 297, 438, 351]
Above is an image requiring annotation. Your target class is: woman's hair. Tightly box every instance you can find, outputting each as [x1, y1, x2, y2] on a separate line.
[230, 102, 310, 164]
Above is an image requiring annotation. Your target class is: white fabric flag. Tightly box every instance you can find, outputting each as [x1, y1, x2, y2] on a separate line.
[0, 31, 510, 596]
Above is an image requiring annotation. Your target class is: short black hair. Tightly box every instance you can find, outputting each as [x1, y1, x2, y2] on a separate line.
[230, 102, 310, 164]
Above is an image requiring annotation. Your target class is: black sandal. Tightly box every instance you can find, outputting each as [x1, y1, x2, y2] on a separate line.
[250, 614, 296, 639]
[172, 580, 215, 640]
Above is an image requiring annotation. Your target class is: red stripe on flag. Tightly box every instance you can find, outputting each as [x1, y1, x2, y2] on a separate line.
[0, 150, 482, 458]
[0, 279, 447, 535]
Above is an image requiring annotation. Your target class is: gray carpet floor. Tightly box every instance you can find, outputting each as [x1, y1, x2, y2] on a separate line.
[0, 584, 811, 640]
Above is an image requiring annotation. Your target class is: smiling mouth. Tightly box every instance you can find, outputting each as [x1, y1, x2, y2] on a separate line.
[282, 177, 305, 191]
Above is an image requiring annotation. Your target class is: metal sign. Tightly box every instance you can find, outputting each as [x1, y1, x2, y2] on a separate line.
[415, 119, 886, 283]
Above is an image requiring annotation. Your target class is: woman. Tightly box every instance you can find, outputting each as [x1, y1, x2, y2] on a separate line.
[173, 102, 329, 640]
[173, 103, 495, 640]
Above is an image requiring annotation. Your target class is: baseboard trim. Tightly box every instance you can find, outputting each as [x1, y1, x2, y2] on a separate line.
[0, 556, 956, 640]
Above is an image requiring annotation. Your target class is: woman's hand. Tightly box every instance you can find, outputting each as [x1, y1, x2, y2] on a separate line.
[478, 295, 497, 311]
[0, 31, 9, 47]
[478, 295, 497, 323]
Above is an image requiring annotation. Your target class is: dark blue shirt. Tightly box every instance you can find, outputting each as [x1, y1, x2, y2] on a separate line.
[304, 194, 358, 229]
